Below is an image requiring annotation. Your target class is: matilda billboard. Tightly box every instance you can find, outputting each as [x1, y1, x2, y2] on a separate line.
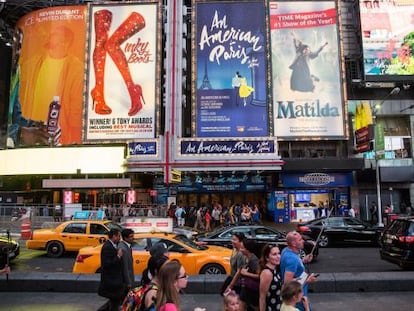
[269, 1, 345, 139]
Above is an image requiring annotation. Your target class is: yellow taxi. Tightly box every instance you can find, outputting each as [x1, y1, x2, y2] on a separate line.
[73, 232, 231, 275]
[26, 220, 122, 258]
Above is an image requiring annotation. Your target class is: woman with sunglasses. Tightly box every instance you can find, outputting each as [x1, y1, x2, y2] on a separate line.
[156, 260, 189, 311]
[156, 260, 206, 311]
[259, 244, 282, 311]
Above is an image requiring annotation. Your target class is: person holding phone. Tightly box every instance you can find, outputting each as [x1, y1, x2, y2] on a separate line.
[280, 232, 318, 311]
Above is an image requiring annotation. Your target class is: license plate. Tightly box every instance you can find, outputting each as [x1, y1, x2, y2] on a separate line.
[8, 252, 15, 258]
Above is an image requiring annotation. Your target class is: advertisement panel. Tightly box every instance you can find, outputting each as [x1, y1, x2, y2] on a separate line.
[8, 6, 87, 148]
[270, 1, 344, 138]
[85, 2, 160, 141]
[193, 0, 270, 138]
[359, 0, 414, 82]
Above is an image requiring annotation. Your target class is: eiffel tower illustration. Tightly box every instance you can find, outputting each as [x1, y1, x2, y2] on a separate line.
[199, 58, 212, 90]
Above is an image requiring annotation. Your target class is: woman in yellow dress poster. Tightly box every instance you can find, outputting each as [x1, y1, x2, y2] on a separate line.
[239, 77, 254, 106]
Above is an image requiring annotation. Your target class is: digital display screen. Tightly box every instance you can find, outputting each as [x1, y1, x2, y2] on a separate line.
[295, 193, 311, 203]
[360, 0, 414, 81]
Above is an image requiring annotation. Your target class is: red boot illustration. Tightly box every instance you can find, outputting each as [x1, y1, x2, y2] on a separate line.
[105, 12, 146, 116]
[91, 10, 113, 115]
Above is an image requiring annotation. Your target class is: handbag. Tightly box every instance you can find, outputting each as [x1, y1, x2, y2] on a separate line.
[241, 276, 259, 291]
[220, 275, 233, 296]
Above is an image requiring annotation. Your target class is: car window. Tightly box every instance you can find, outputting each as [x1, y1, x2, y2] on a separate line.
[407, 222, 414, 236]
[174, 234, 206, 250]
[386, 220, 404, 235]
[326, 218, 344, 227]
[63, 223, 86, 234]
[218, 227, 252, 239]
[344, 218, 364, 226]
[149, 238, 185, 253]
[254, 227, 280, 239]
[105, 222, 123, 231]
[90, 223, 108, 235]
[132, 238, 149, 251]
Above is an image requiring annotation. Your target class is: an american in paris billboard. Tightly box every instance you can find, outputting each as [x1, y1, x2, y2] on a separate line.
[192, 0, 271, 138]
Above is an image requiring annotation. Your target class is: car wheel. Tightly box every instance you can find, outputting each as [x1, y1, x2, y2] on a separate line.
[318, 234, 330, 247]
[46, 241, 64, 258]
[200, 263, 226, 274]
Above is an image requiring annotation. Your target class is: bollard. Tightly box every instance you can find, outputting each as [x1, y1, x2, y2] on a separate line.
[20, 221, 32, 239]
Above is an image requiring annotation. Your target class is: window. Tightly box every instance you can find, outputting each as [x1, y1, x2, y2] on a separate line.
[132, 238, 149, 251]
[150, 238, 184, 253]
[344, 218, 364, 227]
[254, 228, 280, 239]
[90, 223, 108, 235]
[220, 228, 251, 239]
[63, 223, 86, 234]
[407, 223, 414, 236]
[326, 218, 344, 227]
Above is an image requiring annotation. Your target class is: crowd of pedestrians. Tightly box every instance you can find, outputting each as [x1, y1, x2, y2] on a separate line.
[95, 202, 316, 310]
[220, 230, 317, 311]
[166, 200, 266, 231]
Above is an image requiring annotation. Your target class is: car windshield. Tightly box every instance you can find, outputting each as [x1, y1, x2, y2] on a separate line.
[174, 234, 207, 250]
[106, 222, 123, 231]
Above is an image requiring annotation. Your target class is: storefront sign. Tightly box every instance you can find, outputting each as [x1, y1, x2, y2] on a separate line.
[129, 141, 157, 155]
[181, 139, 275, 155]
[177, 173, 266, 192]
[282, 172, 353, 187]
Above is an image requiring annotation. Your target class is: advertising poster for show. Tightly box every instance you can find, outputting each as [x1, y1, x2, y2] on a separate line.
[359, 0, 414, 81]
[269, 1, 344, 138]
[7, 6, 87, 148]
[85, 2, 159, 141]
[193, 1, 270, 138]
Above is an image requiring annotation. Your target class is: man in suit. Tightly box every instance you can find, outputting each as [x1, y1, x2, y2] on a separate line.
[98, 228, 124, 311]
[119, 228, 135, 292]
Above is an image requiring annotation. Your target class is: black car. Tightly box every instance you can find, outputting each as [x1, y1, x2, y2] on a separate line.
[196, 224, 318, 261]
[296, 216, 383, 247]
[0, 234, 20, 264]
[380, 216, 414, 270]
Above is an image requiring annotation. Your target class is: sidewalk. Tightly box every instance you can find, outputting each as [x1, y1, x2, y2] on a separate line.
[1, 271, 414, 294]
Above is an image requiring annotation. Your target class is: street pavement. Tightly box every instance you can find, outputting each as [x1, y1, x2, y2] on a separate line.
[0, 292, 413, 311]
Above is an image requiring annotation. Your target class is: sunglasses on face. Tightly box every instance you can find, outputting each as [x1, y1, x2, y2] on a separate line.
[177, 273, 188, 279]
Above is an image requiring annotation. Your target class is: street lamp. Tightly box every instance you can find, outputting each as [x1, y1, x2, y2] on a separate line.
[372, 86, 400, 227]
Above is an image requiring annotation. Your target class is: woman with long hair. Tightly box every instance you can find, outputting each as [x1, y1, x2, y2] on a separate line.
[239, 238, 260, 311]
[156, 260, 188, 311]
[224, 232, 246, 296]
[259, 244, 282, 311]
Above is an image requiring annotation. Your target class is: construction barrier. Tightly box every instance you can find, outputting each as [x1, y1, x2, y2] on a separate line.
[20, 221, 31, 239]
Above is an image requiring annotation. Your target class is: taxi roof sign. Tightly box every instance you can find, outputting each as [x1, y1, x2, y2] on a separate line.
[73, 210, 104, 220]
[124, 217, 173, 233]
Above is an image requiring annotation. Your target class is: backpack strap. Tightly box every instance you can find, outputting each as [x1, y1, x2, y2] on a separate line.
[140, 283, 158, 311]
